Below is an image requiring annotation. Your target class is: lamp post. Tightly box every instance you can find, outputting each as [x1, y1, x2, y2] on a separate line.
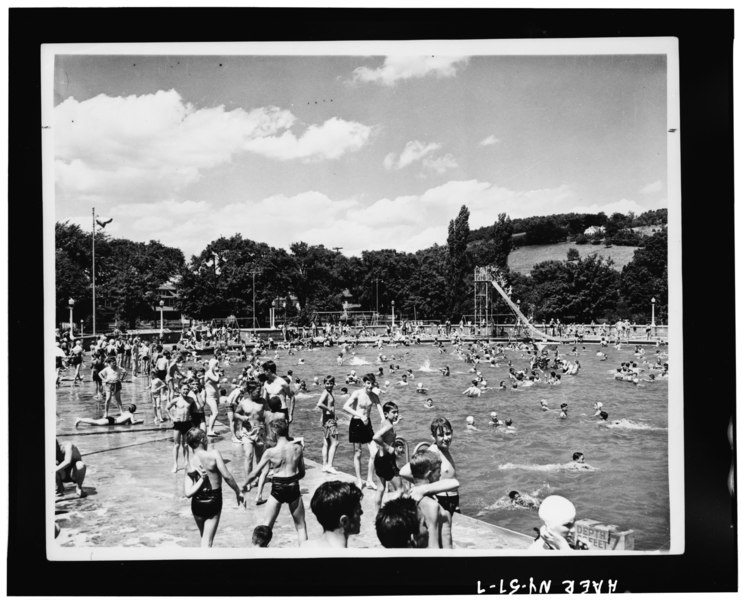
[92, 208, 96, 337]
[374, 278, 381, 316]
[391, 300, 395, 330]
[159, 300, 165, 336]
[270, 299, 276, 330]
[80, 319, 84, 339]
[651, 297, 656, 338]
[68, 298, 75, 336]
[248, 270, 260, 332]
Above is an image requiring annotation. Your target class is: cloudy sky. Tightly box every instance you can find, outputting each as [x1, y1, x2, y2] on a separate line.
[50, 42, 670, 261]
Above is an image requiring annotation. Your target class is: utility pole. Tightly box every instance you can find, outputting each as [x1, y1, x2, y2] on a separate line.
[248, 270, 261, 331]
[92, 207, 96, 337]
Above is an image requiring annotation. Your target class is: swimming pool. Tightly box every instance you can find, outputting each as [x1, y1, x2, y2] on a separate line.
[270, 342, 670, 551]
[55, 341, 670, 551]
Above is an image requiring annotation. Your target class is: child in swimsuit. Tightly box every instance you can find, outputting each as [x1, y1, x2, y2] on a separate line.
[168, 384, 193, 472]
[316, 376, 339, 474]
[184, 428, 243, 547]
[75, 404, 140, 428]
[372, 401, 401, 510]
[243, 418, 308, 545]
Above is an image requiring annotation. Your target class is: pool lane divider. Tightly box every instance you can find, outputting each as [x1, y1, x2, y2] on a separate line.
[81, 436, 173, 457]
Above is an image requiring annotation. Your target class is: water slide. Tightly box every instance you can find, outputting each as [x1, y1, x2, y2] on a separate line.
[487, 277, 563, 343]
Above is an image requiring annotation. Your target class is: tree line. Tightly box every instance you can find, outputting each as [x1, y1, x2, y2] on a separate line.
[55, 206, 667, 330]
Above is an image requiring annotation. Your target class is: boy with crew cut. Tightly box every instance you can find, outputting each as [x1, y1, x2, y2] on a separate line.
[372, 401, 401, 510]
[304, 480, 364, 549]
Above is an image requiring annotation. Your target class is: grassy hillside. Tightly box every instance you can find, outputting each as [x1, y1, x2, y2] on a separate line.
[507, 242, 638, 275]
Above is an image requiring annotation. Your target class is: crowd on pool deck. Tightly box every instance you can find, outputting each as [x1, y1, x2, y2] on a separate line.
[55, 326, 668, 549]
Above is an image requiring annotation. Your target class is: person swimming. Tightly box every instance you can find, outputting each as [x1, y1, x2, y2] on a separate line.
[509, 490, 539, 509]
[465, 415, 478, 431]
[462, 380, 481, 397]
[424, 398, 434, 408]
[488, 412, 500, 426]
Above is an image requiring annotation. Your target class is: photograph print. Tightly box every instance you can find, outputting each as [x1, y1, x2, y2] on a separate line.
[45, 37, 683, 566]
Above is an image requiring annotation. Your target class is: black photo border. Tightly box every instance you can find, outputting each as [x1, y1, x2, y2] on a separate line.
[8, 6, 736, 595]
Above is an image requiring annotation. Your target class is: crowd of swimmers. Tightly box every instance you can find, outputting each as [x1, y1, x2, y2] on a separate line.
[55, 329, 667, 550]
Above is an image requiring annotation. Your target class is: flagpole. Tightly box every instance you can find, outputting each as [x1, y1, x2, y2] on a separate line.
[92, 207, 96, 337]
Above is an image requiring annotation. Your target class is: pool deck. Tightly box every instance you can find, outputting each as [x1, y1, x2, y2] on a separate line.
[54, 417, 533, 551]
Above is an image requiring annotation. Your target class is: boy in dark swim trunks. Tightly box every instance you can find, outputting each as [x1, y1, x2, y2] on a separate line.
[243, 418, 308, 546]
[343, 373, 384, 491]
[372, 401, 401, 510]
[75, 404, 141, 428]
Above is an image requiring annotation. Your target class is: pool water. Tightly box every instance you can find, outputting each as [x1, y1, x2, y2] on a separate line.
[55, 341, 670, 551]
[266, 343, 670, 551]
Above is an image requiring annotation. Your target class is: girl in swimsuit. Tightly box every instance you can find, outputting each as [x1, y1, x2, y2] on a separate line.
[184, 428, 243, 547]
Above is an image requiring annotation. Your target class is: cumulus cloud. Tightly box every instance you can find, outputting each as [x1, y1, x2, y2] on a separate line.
[384, 140, 441, 171]
[639, 180, 663, 194]
[570, 198, 649, 216]
[479, 134, 501, 146]
[384, 140, 457, 175]
[421, 153, 458, 175]
[352, 55, 470, 86]
[62, 179, 584, 259]
[54, 90, 372, 203]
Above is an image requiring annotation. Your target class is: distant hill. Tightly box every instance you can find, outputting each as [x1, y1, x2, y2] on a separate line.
[507, 243, 638, 275]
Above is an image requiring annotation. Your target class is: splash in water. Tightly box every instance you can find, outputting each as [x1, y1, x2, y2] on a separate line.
[348, 356, 370, 366]
[605, 419, 666, 431]
[478, 486, 547, 514]
[418, 359, 435, 372]
[498, 462, 598, 472]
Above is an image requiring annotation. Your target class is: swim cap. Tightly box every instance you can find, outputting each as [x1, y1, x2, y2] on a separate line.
[208, 359, 218, 369]
[490, 412, 497, 418]
[538, 495, 576, 527]
[466, 416, 474, 424]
